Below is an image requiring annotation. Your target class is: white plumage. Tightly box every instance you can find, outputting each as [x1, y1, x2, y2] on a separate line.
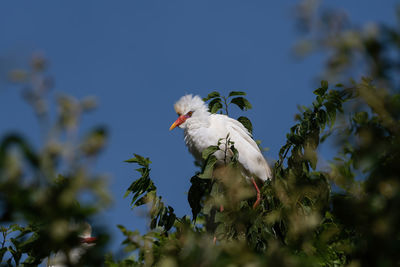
[170, 94, 272, 183]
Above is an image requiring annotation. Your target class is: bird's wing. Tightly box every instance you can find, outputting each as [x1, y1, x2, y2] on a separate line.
[209, 114, 259, 152]
[226, 117, 260, 151]
[211, 115, 272, 181]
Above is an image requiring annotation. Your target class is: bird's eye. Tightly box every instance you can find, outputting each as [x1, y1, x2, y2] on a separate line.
[186, 111, 193, 117]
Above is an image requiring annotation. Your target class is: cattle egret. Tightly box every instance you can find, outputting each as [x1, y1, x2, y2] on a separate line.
[170, 94, 272, 208]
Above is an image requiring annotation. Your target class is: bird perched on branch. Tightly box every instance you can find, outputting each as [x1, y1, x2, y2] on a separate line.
[169, 94, 272, 208]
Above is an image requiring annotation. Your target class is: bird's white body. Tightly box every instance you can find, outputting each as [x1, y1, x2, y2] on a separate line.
[172, 95, 272, 182]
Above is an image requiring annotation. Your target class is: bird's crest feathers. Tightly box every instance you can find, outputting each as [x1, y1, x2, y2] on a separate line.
[174, 94, 208, 116]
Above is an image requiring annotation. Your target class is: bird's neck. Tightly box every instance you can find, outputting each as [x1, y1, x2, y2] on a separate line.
[186, 110, 210, 129]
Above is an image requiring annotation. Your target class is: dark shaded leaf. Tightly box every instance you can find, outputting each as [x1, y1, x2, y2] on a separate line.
[0, 247, 7, 262]
[237, 116, 253, 134]
[208, 98, 223, 114]
[230, 97, 252, 111]
[203, 91, 220, 101]
[188, 176, 212, 220]
[313, 80, 329, 96]
[0, 134, 39, 168]
[198, 155, 218, 178]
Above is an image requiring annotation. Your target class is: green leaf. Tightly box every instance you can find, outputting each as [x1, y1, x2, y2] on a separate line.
[228, 91, 246, 97]
[230, 97, 252, 111]
[188, 176, 212, 220]
[150, 217, 158, 229]
[237, 116, 253, 134]
[288, 134, 303, 145]
[313, 80, 329, 96]
[320, 132, 331, 142]
[128, 178, 155, 207]
[230, 144, 239, 163]
[125, 154, 151, 166]
[211, 102, 223, 114]
[210, 181, 223, 198]
[10, 224, 23, 232]
[0, 134, 39, 168]
[317, 109, 327, 129]
[117, 224, 127, 232]
[18, 232, 39, 249]
[164, 207, 176, 231]
[203, 91, 221, 101]
[0, 247, 7, 262]
[321, 80, 328, 89]
[208, 98, 223, 114]
[327, 109, 337, 129]
[201, 145, 219, 160]
[8, 246, 21, 265]
[133, 195, 150, 207]
[198, 155, 218, 178]
[22, 256, 38, 264]
[313, 87, 327, 97]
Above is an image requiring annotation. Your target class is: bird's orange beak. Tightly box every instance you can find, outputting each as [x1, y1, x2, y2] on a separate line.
[169, 115, 187, 130]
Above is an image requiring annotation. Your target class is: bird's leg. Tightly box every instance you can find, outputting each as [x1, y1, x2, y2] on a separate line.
[251, 177, 261, 209]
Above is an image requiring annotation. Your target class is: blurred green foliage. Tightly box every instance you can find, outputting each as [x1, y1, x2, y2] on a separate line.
[294, 0, 400, 90]
[0, 56, 110, 266]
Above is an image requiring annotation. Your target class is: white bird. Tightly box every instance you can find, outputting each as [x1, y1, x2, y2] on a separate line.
[47, 223, 96, 267]
[169, 94, 272, 208]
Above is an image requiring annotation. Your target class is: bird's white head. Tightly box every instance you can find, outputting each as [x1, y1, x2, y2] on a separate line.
[169, 94, 209, 130]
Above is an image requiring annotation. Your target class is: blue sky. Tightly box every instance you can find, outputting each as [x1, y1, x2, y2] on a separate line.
[0, 0, 397, 253]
